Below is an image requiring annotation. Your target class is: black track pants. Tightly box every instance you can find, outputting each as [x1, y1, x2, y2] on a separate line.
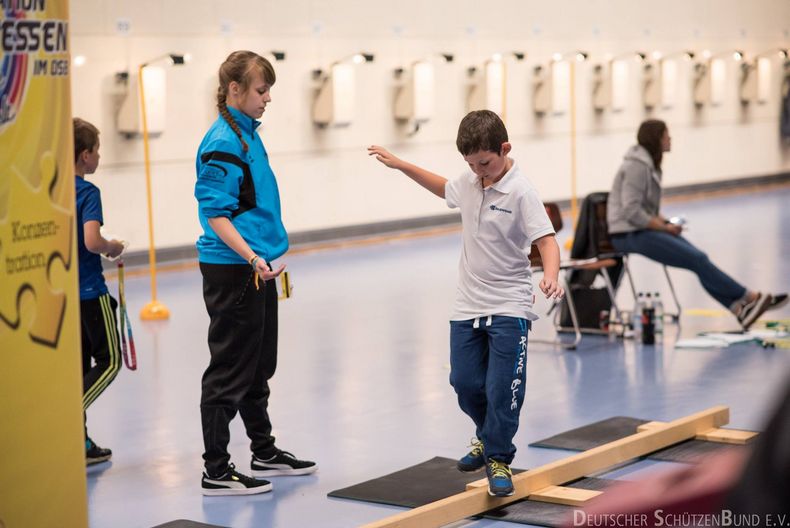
[199, 263, 278, 476]
[81, 293, 121, 438]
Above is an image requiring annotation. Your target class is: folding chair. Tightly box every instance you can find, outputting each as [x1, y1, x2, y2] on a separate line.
[590, 195, 681, 321]
[530, 203, 621, 350]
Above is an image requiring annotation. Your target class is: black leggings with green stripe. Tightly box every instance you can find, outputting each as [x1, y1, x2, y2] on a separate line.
[81, 293, 121, 422]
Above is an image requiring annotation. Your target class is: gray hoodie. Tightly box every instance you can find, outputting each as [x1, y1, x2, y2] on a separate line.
[607, 144, 662, 234]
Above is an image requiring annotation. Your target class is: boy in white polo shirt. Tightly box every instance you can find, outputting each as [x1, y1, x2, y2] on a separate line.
[368, 110, 564, 497]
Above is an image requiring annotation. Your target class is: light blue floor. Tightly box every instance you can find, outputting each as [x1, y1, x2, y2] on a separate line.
[87, 187, 790, 528]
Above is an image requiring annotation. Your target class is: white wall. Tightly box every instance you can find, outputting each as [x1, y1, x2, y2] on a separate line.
[69, 0, 790, 252]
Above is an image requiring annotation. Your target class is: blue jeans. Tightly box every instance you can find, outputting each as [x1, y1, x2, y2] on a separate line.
[611, 230, 746, 309]
[449, 316, 530, 464]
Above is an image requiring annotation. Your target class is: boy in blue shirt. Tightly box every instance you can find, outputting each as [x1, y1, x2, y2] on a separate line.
[74, 117, 125, 464]
[369, 110, 564, 496]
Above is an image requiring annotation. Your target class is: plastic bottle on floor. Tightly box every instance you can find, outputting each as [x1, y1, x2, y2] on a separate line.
[653, 292, 664, 334]
[642, 293, 655, 345]
[633, 293, 645, 338]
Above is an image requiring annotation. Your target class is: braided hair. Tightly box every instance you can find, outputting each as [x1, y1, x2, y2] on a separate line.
[216, 51, 276, 152]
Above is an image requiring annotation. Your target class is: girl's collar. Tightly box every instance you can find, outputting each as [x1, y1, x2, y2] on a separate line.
[226, 106, 261, 135]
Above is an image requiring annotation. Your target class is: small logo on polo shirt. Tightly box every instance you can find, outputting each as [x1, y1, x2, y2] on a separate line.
[490, 204, 512, 214]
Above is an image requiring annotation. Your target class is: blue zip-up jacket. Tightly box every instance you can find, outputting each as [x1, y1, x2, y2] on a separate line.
[195, 106, 288, 264]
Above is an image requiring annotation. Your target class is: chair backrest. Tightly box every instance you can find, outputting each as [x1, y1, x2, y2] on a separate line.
[593, 198, 616, 255]
[529, 202, 563, 267]
[544, 202, 563, 232]
[569, 191, 617, 259]
[567, 191, 625, 289]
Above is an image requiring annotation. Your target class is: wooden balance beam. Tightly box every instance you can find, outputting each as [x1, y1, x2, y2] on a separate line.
[360, 406, 730, 528]
[636, 421, 757, 444]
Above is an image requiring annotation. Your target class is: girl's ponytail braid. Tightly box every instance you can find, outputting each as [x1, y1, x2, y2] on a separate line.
[216, 87, 248, 152]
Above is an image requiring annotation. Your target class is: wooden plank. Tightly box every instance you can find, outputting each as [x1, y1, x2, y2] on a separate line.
[465, 477, 487, 489]
[636, 421, 665, 432]
[696, 427, 757, 445]
[527, 485, 602, 506]
[639, 421, 756, 444]
[359, 406, 729, 528]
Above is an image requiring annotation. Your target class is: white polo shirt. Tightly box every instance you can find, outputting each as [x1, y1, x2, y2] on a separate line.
[445, 160, 554, 321]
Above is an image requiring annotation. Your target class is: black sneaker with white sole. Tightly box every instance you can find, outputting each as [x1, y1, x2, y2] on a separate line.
[251, 450, 317, 477]
[737, 293, 772, 331]
[86, 437, 112, 466]
[202, 463, 273, 496]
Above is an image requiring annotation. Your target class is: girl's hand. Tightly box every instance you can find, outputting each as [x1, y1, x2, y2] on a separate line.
[255, 259, 286, 281]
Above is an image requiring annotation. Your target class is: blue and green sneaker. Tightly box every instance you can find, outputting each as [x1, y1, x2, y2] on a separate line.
[457, 438, 485, 472]
[485, 459, 514, 497]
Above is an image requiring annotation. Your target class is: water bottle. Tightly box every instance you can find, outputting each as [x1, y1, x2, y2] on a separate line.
[653, 292, 664, 333]
[641, 293, 655, 345]
[622, 311, 634, 338]
[599, 310, 610, 332]
[633, 293, 645, 337]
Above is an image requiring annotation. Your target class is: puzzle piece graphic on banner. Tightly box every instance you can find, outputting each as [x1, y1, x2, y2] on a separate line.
[0, 153, 73, 348]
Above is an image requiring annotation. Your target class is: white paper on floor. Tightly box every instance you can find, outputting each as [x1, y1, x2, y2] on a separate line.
[675, 329, 788, 349]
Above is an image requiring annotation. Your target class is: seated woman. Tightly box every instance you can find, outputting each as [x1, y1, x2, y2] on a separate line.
[607, 119, 786, 330]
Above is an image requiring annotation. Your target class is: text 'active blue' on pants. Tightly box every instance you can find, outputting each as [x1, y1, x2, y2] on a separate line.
[450, 316, 530, 464]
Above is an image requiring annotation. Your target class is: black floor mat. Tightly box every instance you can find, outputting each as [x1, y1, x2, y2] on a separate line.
[530, 417, 651, 450]
[152, 521, 228, 528]
[529, 416, 756, 462]
[328, 456, 615, 527]
[486, 476, 612, 527]
[328, 456, 484, 508]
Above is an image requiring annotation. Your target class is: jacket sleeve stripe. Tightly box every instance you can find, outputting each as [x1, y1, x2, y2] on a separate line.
[199, 150, 257, 219]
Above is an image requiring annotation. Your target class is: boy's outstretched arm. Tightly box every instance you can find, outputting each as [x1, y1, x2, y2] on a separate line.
[534, 234, 565, 300]
[368, 145, 447, 198]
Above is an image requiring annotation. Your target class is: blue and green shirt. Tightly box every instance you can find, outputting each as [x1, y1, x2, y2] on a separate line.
[75, 176, 109, 300]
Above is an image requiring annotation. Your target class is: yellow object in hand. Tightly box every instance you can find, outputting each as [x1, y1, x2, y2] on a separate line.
[279, 271, 291, 300]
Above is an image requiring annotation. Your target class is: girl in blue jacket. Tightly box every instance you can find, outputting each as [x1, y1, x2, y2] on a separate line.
[195, 50, 316, 496]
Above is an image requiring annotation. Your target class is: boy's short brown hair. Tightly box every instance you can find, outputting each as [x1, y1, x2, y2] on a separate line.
[455, 110, 508, 156]
[73, 117, 99, 162]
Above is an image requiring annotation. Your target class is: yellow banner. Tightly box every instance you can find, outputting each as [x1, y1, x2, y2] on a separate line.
[0, 0, 88, 526]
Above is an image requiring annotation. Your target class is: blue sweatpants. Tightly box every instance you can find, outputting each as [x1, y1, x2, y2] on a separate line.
[449, 316, 530, 464]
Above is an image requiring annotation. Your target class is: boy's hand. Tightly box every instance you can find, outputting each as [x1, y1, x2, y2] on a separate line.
[367, 145, 447, 198]
[106, 239, 125, 258]
[539, 277, 564, 300]
[368, 145, 404, 170]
